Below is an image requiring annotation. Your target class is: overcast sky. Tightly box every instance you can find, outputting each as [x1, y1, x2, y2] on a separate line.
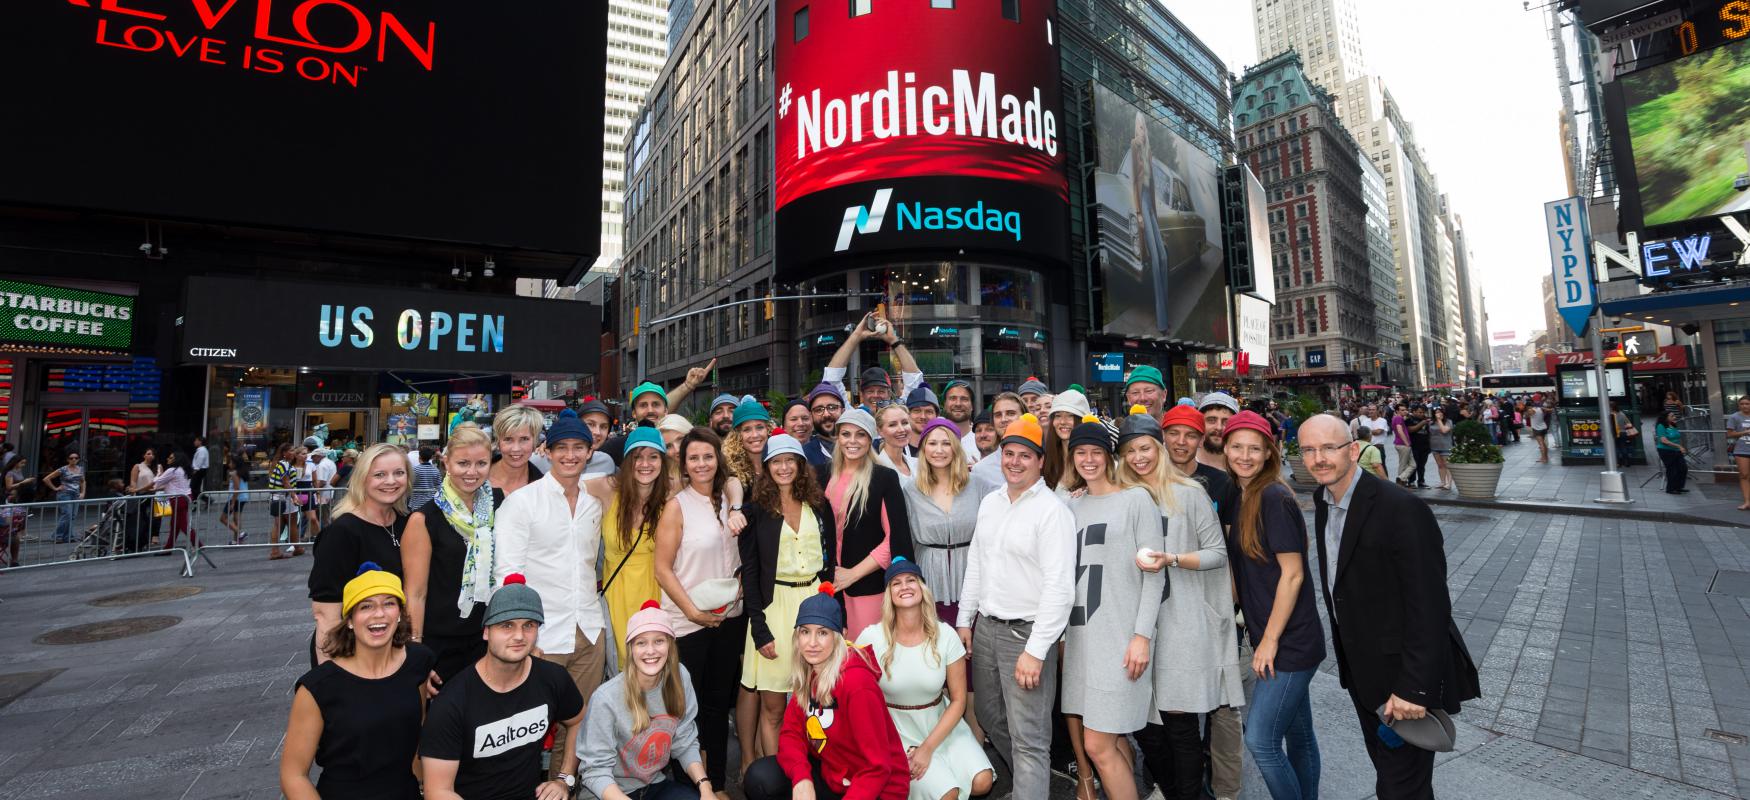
[1162, 0, 1566, 347]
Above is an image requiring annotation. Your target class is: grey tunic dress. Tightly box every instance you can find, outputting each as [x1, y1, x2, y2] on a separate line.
[1062, 486, 1165, 734]
[1152, 481, 1246, 714]
[899, 472, 998, 604]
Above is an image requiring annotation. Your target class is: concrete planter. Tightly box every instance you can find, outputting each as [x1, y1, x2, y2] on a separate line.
[1448, 462, 1503, 499]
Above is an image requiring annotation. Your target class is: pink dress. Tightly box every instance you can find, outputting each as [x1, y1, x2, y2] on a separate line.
[826, 469, 892, 637]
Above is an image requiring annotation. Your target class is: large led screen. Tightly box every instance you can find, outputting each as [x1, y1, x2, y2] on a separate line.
[1618, 35, 1750, 228]
[2, 1, 607, 255]
[1090, 85, 1231, 349]
[772, 0, 1069, 271]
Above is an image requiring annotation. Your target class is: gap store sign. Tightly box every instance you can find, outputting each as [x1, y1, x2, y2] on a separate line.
[180, 276, 599, 373]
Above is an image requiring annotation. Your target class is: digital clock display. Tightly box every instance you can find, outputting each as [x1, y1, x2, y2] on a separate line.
[1605, 1, 1750, 74]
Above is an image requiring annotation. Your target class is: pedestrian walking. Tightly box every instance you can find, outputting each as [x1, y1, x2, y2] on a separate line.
[576, 600, 714, 800]
[1061, 416, 1164, 800]
[419, 575, 587, 800]
[220, 460, 249, 544]
[189, 436, 209, 509]
[855, 557, 995, 800]
[268, 444, 305, 559]
[955, 413, 1077, 800]
[738, 433, 837, 774]
[1299, 415, 1480, 800]
[1610, 401, 1639, 466]
[151, 450, 194, 550]
[1656, 411, 1689, 494]
[1730, 397, 1750, 510]
[1222, 411, 1323, 800]
[822, 408, 914, 638]
[1392, 405, 1416, 487]
[409, 446, 442, 510]
[654, 428, 749, 793]
[1407, 406, 1431, 489]
[402, 424, 495, 684]
[280, 563, 434, 800]
[308, 443, 410, 667]
[2, 455, 35, 566]
[1529, 400, 1551, 464]
[742, 585, 911, 800]
[1428, 409, 1455, 491]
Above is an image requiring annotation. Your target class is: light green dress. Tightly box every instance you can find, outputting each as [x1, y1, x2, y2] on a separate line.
[742, 509, 823, 692]
[855, 624, 993, 800]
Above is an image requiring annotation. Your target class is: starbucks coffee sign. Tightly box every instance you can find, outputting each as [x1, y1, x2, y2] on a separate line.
[0, 279, 134, 349]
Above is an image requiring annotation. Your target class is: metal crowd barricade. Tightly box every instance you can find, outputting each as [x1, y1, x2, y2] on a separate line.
[188, 486, 347, 569]
[1641, 429, 1725, 488]
[0, 493, 195, 578]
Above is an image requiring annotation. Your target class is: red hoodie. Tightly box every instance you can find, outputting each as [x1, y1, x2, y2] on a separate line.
[776, 644, 910, 800]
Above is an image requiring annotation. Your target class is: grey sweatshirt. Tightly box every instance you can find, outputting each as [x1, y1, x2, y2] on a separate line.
[576, 668, 702, 798]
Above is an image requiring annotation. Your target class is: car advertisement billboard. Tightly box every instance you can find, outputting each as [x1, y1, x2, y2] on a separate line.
[773, 0, 1069, 272]
[1090, 85, 1231, 349]
[2, 1, 607, 256]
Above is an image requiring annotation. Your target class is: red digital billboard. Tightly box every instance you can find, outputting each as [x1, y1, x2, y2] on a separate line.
[773, 0, 1069, 271]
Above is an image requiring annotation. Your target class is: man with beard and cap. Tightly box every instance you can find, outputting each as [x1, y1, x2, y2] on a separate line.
[904, 385, 941, 458]
[575, 396, 620, 476]
[971, 412, 998, 461]
[1124, 366, 1168, 420]
[604, 360, 715, 467]
[970, 392, 1028, 485]
[941, 379, 982, 459]
[803, 382, 846, 467]
[821, 311, 924, 413]
[1197, 391, 1241, 472]
[1016, 376, 1050, 419]
[707, 393, 739, 437]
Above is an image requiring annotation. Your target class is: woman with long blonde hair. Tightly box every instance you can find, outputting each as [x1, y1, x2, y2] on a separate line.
[742, 585, 910, 800]
[855, 558, 993, 800]
[306, 443, 410, 667]
[825, 408, 914, 637]
[401, 423, 496, 683]
[576, 600, 713, 800]
[874, 404, 916, 478]
[1115, 408, 1245, 800]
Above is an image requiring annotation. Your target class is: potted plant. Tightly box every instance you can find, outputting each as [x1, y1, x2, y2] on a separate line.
[1447, 419, 1504, 498]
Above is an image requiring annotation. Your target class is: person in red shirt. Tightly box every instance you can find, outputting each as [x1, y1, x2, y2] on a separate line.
[742, 583, 909, 800]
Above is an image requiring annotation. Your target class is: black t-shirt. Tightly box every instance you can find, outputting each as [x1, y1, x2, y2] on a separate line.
[1191, 462, 1240, 529]
[412, 499, 487, 641]
[420, 659, 586, 800]
[1226, 482, 1326, 673]
[295, 643, 435, 800]
[1409, 415, 1431, 448]
[308, 512, 409, 603]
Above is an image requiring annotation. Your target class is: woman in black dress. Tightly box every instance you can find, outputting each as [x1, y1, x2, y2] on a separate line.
[307, 443, 410, 667]
[281, 563, 434, 800]
[402, 423, 495, 684]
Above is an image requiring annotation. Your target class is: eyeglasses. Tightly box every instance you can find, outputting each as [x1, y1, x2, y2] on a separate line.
[1300, 442, 1353, 459]
[811, 403, 844, 413]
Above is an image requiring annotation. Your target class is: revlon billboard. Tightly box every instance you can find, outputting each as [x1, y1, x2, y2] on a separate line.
[3, 1, 607, 255]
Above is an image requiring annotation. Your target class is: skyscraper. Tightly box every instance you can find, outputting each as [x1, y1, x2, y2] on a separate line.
[1253, 0, 1368, 91]
[596, 0, 670, 276]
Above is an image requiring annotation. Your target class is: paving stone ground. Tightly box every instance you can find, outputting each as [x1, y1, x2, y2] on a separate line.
[0, 498, 1746, 799]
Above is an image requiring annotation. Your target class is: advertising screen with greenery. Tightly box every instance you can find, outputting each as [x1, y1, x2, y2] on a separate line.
[1621, 36, 1750, 227]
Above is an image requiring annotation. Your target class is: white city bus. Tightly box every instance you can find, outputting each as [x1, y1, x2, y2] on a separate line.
[1480, 372, 1556, 397]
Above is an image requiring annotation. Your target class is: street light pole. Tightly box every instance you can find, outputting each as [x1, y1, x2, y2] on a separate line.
[1592, 308, 1631, 504]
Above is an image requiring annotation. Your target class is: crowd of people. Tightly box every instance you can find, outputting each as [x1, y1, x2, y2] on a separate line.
[278, 312, 1479, 800]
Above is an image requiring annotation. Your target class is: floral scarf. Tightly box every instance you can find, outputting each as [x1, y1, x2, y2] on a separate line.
[434, 476, 495, 618]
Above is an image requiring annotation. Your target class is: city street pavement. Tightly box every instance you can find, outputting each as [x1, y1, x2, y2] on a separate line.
[2, 500, 1748, 798]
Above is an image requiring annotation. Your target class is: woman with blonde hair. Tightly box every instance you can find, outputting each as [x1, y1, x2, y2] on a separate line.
[823, 408, 914, 637]
[725, 397, 773, 486]
[742, 585, 910, 800]
[899, 418, 992, 624]
[855, 558, 993, 800]
[306, 443, 411, 667]
[488, 404, 546, 506]
[874, 403, 916, 478]
[1115, 407, 1244, 800]
[576, 600, 713, 800]
[401, 423, 496, 683]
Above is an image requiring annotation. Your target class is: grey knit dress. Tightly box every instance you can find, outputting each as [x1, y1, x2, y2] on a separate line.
[1151, 480, 1246, 714]
[899, 471, 999, 605]
[1062, 486, 1165, 734]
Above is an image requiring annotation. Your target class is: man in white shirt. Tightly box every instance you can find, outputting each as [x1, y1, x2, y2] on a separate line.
[189, 436, 210, 508]
[820, 311, 924, 413]
[309, 449, 338, 513]
[956, 412, 1076, 800]
[493, 408, 608, 773]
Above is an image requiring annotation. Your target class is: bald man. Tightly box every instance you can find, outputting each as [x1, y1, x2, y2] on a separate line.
[1300, 414, 1478, 799]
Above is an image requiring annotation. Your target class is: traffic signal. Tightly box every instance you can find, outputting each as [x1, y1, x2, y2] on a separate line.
[764, 294, 774, 320]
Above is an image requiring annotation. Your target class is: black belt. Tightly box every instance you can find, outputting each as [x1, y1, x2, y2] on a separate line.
[920, 542, 969, 550]
[980, 613, 1031, 626]
[774, 578, 815, 588]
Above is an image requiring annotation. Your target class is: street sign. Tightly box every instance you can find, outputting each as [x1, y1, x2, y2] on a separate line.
[1620, 329, 1660, 360]
[1545, 196, 1596, 338]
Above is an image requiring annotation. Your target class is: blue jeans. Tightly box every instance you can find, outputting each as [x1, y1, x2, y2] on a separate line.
[53, 490, 79, 543]
[1243, 667, 1320, 800]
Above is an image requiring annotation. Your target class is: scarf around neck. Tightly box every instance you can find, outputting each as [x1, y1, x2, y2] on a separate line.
[434, 476, 495, 618]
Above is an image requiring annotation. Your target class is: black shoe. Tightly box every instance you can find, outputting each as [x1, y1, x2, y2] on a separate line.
[1417, 483, 1430, 489]
[1678, 489, 1690, 494]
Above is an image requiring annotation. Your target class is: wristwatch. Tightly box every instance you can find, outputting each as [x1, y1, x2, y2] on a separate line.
[557, 773, 576, 788]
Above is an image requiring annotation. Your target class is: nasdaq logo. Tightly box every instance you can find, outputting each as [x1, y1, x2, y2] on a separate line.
[896, 199, 1021, 241]
[835, 188, 894, 252]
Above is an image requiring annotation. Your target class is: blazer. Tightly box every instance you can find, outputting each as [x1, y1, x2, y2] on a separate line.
[739, 498, 838, 649]
[813, 461, 915, 598]
[1312, 470, 1481, 714]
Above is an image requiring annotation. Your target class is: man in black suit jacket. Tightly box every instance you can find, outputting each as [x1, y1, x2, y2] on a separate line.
[1298, 415, 1481, 799]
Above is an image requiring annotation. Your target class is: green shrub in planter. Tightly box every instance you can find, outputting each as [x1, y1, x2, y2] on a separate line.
[1449, 419, 1503, 465]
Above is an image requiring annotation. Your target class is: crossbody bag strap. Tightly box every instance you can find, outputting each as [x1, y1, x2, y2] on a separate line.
[599, 525, 647, 596]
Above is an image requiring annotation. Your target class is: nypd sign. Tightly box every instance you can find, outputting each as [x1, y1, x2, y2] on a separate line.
[1545, 196, 1596, 338]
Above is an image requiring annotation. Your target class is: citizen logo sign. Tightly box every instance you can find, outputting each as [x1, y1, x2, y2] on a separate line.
[189, 347, 238, 358]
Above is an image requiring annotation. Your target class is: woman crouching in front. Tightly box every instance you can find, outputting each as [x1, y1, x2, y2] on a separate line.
[576, 600, 712, 800]
[743, 584, 909, 800]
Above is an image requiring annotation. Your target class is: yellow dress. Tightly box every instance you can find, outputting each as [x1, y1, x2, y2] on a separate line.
[602, 499, 659, 670]
[742, 506, 824, 692]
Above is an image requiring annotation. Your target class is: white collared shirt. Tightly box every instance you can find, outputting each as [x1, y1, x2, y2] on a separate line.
[493, 472, 605, 654]
[956, 476, 1078, 660]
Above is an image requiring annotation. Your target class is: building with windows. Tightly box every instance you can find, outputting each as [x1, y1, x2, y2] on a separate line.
[1234, 51, 1388, 396]
[1252, 0, 1367, 90]
[620, 0, 1239, 408]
